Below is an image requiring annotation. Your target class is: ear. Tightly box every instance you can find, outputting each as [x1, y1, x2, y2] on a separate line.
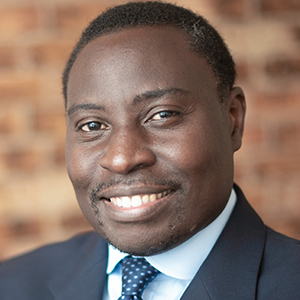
[227, 86, 246, 152]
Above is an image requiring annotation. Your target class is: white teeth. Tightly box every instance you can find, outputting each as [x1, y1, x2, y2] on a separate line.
[117, 197, 122, 207]
[109, 189, 171, 208]
[150, 194, 157, 202]
[131, 195, 142, 207]
[142, 195, 149, 204]
[122, 197, 131, 208]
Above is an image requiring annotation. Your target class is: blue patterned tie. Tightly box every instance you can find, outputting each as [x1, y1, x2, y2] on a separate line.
[118, 256, 160, 300]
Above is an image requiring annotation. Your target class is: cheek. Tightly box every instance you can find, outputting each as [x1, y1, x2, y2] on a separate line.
[66, 145, 101, 226]
[66, 145, 96, 190]
[158, 125, 216, 173]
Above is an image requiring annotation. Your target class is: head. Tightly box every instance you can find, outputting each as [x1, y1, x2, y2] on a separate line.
[64, 1, 246, 256]
[62, 1, 236, 106]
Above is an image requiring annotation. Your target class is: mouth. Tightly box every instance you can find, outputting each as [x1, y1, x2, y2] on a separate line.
[106, 189, 172, 208]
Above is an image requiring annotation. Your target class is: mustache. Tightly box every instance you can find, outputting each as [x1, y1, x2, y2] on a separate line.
[89, 178, 181, 202]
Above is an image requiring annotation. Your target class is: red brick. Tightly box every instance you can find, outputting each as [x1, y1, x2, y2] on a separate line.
[213, 0, 244, 17]
[0, 7, 39, 35]
[0, 76, 39, 101]
[60, 214, 91, 231]
[252, 93, 300, 114]
[54, 145, 66, 167]
[56, 3, 110, 30]
[33, 111, 66, 136]
[7, 220, 41, 238]
[3, 150, 40, 171]
[0, 47, 15, 69]
[271, 221, 300, 240]
[261, 0, 300, 12]
[255, 158, 300, 177]
[1, 0, 300, 260]
[277, 124, 300, 145]
[32, 41, 74, 66]
[242, 128, 264, 145]
[292, 26, 300, 42]
[0, 224, 11, 240]
[265, 58, 300, 76]
[235, 63, 249, 80]
[0, 107, 29, 135]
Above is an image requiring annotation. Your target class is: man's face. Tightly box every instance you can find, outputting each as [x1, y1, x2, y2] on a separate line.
[65, 27, 245, 256]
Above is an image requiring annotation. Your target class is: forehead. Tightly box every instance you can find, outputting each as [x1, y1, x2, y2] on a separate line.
[81, 26, 191, 59]
[67, 26, 217, 106]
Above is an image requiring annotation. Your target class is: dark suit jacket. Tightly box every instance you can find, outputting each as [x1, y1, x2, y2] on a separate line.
[1, 185, 300, 299]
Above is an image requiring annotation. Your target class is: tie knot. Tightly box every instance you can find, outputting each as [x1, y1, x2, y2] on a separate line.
[118, 256, 159, 300]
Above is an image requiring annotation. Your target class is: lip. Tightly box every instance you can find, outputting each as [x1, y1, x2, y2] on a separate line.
[99, 185, 174, 199]
[107, 186, 172, 205]
[94, 186, 176, 223]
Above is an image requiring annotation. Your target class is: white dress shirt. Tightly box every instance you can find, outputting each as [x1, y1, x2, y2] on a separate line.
[103, 189, 237, 300]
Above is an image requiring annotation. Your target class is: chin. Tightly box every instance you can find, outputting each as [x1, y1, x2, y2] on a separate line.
[103, 230, 181, 257]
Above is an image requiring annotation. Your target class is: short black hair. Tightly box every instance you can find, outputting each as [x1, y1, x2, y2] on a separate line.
[62, 1, 236, 107]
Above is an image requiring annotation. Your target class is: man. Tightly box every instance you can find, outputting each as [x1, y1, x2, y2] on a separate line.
[0, 2, 299, 299]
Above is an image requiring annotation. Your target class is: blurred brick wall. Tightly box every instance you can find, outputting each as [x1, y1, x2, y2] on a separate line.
[0, 0, 300, 260]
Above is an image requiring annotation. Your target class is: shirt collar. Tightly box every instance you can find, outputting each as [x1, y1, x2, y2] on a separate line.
[107, 189, 236, 280]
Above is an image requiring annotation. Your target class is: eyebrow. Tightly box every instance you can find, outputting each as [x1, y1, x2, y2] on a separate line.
[132, 87, 190, 105]
[67, 87, 190, 117]
[67, 103, 105, 117]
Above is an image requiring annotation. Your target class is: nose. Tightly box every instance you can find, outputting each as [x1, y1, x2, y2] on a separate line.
[99, 127, 156, 174]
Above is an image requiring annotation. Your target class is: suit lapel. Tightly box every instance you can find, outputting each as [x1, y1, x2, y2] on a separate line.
[47, 233, 108, 300]
[181, 185, 266, 300]
[180, 278, 212, 300]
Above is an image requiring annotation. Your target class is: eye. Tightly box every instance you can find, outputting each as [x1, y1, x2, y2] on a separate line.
[151, 111, 178, 120]
[80, 121, 108, 132]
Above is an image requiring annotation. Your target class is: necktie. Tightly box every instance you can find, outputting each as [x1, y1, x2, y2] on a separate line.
[118, 256, 160, 300]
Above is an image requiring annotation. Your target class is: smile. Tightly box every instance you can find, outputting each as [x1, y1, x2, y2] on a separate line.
[109, 189, 172, 208]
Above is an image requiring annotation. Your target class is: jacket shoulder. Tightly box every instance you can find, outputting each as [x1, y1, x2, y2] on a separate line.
[257, 227, 300, 299]
[0, 231, 106, 299]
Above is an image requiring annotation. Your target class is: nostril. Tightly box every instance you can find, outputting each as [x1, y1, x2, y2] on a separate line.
[132, 163, 149, 172]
